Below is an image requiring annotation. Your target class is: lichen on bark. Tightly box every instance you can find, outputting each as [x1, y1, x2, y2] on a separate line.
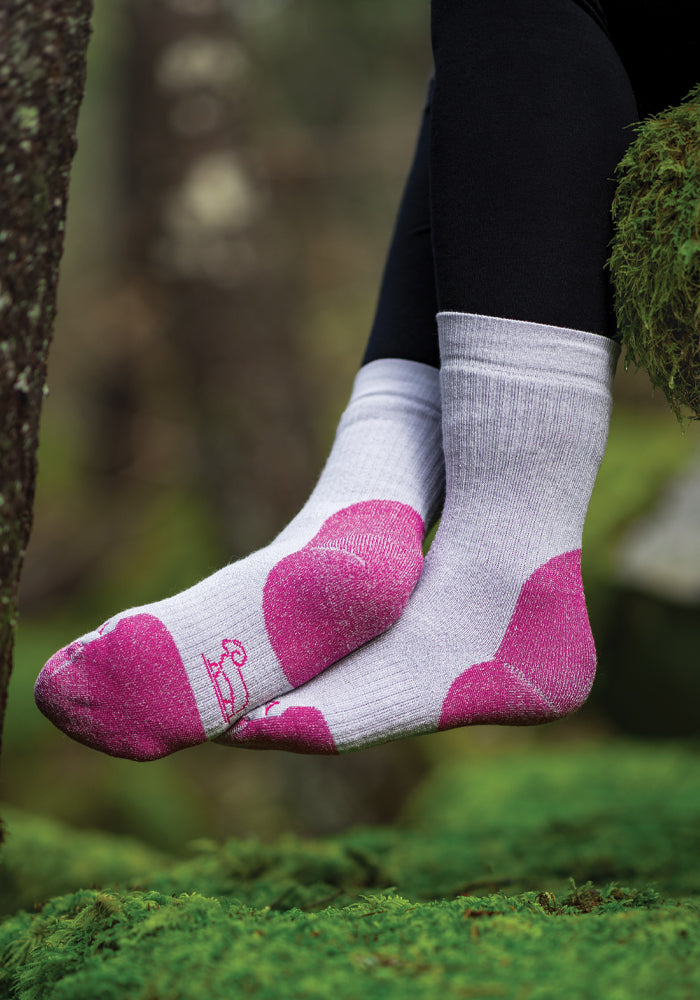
[0, 0, 92, 774]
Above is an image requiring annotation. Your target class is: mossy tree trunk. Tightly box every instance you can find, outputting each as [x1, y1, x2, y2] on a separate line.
[0, 1, 92, 768]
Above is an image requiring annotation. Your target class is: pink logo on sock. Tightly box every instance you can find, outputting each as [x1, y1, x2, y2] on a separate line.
[202, 639, 249, 723]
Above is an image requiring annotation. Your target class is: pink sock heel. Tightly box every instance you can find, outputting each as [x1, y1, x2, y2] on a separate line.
[439, 550, 595, 730]
[263, 501, 424, 686]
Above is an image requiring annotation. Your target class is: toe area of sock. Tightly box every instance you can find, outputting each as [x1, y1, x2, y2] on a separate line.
[35, 641, 87, 731]
[218, 705, 337, 755]
[34, 614, 206, 761]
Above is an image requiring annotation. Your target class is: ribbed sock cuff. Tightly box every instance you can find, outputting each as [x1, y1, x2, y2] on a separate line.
[437, 312, 619, 394]
[353, 358, 442, 413]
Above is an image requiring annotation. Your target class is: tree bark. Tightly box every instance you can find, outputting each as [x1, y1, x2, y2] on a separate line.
[0, 1, 92, 768]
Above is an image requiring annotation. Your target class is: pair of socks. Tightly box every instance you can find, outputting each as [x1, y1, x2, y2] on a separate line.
[35, 312, 617, 759]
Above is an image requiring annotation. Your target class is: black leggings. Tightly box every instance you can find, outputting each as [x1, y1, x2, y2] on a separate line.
[363, 0, 692, 368]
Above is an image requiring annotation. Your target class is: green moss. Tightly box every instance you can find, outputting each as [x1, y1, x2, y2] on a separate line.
[1, 741, 699, 998]
[610, 84, 700, 419]
[5, 741, 697, 917]
[1, 886, 697, 1000]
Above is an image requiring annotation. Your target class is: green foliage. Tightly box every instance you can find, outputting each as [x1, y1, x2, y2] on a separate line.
[408, 742, 699, 835]
[610, 84, 700, 419]
[1, 741, 699, 999]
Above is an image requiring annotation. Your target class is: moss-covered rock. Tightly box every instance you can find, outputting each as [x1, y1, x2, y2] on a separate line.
[610, 84, 700, 418]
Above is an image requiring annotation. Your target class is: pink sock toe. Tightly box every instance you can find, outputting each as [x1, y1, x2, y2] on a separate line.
[35, 614, 206, 761]
[225, 706, 337, 754]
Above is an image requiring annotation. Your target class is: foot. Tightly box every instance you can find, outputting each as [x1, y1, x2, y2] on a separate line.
[221, 314, 617, 754]
[35, 359, 444, 760]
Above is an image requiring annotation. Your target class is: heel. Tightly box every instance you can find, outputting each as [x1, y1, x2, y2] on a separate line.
[263, 500, 424, 686]
[439, 550, 595, 729]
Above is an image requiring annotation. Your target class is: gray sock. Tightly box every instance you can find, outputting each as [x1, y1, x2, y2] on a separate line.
[225, 313, 618, 753]
[35, 359, 445, 760]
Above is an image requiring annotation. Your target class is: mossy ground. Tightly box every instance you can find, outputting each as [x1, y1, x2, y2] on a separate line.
[1, 740, 698, 999]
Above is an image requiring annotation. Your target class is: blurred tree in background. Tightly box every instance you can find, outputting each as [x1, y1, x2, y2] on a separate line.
[2, 0, 697, 855]
[123, 0, 318, 557]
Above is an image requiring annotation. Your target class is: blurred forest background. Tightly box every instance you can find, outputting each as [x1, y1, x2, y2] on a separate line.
[2, 0, 698, 856]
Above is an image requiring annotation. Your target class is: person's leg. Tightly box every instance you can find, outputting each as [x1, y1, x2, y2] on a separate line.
[602, 0, 699, 120]
[430, 0, 635, 333]
[362, 82, 440, 369]
[35, 101, 446, 761]
[225, 0, 639, 753]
